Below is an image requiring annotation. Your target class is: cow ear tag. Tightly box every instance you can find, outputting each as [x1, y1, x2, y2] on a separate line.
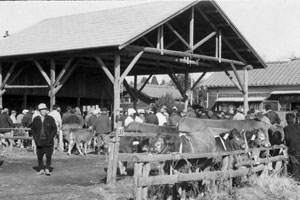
[251, 135, 256, 141]
[223, 133, 229, 140]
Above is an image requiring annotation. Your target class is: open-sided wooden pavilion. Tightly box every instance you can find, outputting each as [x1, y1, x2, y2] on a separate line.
[0, 1, 266, 126]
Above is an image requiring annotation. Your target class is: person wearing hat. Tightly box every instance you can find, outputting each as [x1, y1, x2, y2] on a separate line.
[264, 104, 281, 125]
[16, 109, 28, 124]
[31, 103, 57, 176]
[284, 113, 300, 181]
[156, 107, 167, 126]
[167, 106, 181, 128]
[0, 108, 15, 148]
[232, 107, 245, 120]
[10, 110, 17, 124]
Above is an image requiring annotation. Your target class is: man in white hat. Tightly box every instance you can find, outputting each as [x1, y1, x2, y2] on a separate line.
[156, 107, 167, 126]
[31, 103, 57, 176]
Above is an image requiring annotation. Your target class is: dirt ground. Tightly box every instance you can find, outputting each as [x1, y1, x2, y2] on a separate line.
[0, 149, 118, 200]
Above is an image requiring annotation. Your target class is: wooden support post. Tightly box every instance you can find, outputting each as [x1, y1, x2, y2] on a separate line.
[142, 163, 151, 200]
[107, 53, 121, 184]
[184, 72, 189, 110]
[191, 72, 206, 91]
[243, 68, 249, 114]
[134, 75, 137, 110]
[138, 74, 152, 93]
[134, 163, 143, 200]
[50, 59, 55, 111]
[189, 6, 194, 50]
[219, 32, 222, 63]
[0, 63, 2, 108]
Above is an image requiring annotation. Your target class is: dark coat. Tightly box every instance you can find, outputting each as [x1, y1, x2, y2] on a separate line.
[95, 115, 111, 134]
[284, 123, 300, 154]
[167, 112, 181, 127]
[31, 115, 57, 147]
[0, 113, 15, 133]
[265, 110, 281, 125]
[145, 113, 159, 125]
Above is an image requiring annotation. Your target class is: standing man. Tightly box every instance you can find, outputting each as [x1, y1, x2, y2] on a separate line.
[284, 113, 300, 181]
[31, 103, 57, 176]
[264, 105, 281, 125]
[145, 108, 159, 125]
[167, 106, 181, 127]
[95, 109, 111, 154]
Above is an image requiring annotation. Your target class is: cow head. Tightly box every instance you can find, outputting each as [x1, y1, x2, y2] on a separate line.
[150, 134, 179, 154]
[228, 129, 246, 150]
[268, 124, 284, 145]
[247, 128, 271, 148]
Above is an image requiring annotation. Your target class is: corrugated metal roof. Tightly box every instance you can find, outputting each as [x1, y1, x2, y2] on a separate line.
[0, 1, 194, 57]
[203, 58, 300, 87]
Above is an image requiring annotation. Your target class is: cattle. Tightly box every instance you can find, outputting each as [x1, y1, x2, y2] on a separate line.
[62, 124, 95, 155]
[67, 127, 95, 156]
[178, 118, 272, 147]
[116, 122, 177, 175]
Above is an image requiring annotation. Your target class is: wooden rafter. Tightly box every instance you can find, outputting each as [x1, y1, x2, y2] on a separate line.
[166, 23, 191, 50]
[142, 37, 155, 47]
[120, 51, 144, 83]
[95, 56, 114, 84]
[34, 60, 51, 86]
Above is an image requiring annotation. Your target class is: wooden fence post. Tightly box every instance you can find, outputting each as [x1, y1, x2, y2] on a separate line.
[58, 129, 64, 152]
[134, 162, 143, 200]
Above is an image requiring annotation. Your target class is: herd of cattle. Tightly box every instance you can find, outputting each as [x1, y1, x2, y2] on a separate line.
[60, 117, 285, 179]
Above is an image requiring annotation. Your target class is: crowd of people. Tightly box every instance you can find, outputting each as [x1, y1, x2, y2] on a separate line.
[1, 102, 300, 179]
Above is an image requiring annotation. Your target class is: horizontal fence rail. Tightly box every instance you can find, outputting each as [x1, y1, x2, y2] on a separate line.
[119, 145, 286, 163]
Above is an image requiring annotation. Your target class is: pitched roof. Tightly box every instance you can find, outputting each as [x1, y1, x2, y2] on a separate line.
[0, 1, 194, 58]
[203, 58, 300, 87]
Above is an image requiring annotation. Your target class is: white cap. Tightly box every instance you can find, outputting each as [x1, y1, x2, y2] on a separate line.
[38, 103, 48, 110]
[128, 108, 136, 115]
[22, 109, 29, 114]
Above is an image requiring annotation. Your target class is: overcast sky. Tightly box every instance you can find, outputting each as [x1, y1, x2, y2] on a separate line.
[0, 0, 299, 81]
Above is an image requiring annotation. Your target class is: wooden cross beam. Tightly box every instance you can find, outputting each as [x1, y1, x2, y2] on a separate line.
[126, 45, 244, 66]
[54, 58, 74, 87]
[1, 62, 16, 90]
[138, 74, 152, 93]
[224, 70, 243, 93]
[191, 72, 206, 91]
[166, 23, 192, 50]
[168, 69, 186, 99]
[120, 51, 144, 83]
[34, 60, 51, 86]
[193, 32, 216, 51]
[142, 37, 155, 48]
[231, 63, 245, 94]
[95, 56, 114, 84]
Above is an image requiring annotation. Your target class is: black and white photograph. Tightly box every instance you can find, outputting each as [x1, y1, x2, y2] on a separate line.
[0, 0, 300, 199]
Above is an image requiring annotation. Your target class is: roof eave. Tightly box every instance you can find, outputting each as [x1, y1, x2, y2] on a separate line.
[211, 1, 267, 69]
